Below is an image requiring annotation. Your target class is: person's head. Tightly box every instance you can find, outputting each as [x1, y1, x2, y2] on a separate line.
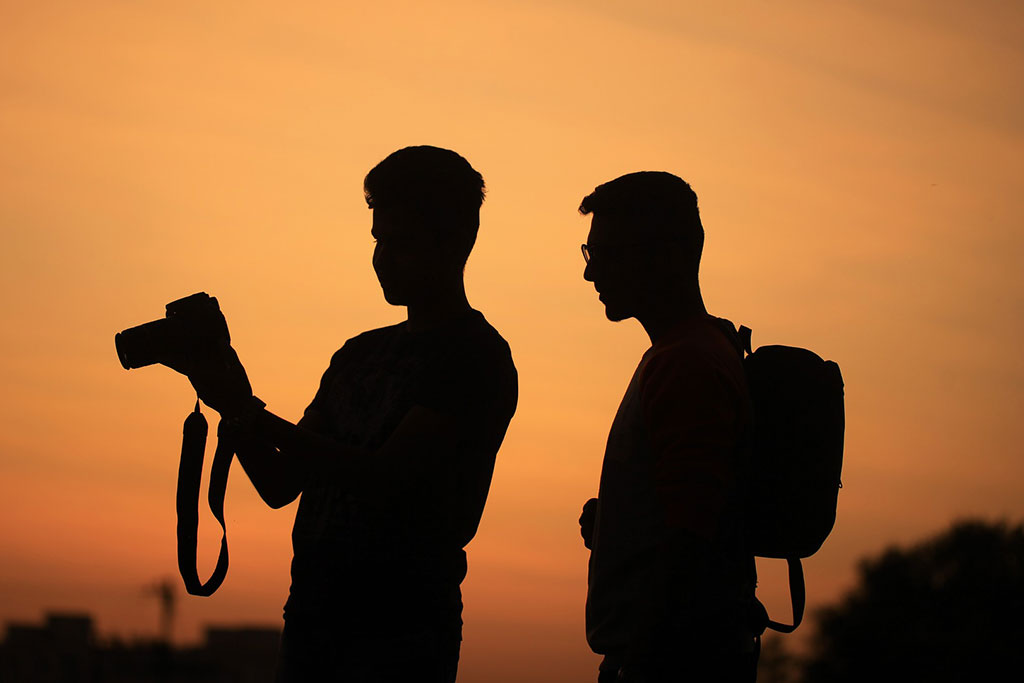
[579, 171, 704, 322]
[364, 146, 485, 305]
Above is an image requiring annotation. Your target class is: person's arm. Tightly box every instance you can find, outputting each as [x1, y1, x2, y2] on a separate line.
[179, 338, 498, 517]
[219, 407, 331, 509]
[163, 342, 316, 508]
[227, 402, 460, 511]
[168, 341, 457, 510]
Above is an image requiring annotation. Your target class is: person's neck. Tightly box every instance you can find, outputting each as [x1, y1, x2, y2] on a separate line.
[405, 280, 472, 332]
[637, 286, 707, 345]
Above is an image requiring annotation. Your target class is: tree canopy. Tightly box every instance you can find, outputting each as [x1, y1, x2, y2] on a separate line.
[802, 519, 1024, 682]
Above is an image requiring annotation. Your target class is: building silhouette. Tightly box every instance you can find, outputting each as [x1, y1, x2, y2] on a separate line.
[0, 611, 280, 683]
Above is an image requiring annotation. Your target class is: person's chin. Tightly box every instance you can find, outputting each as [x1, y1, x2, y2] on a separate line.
[380, 287, 407, 306]
[602, 301, 632, 322]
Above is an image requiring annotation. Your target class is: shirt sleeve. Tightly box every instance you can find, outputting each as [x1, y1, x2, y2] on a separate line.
[415, 338, 518, 435]
[639, 348, 742, 540]
[410, 335, 518, 546]
[299, 345, 346, 435]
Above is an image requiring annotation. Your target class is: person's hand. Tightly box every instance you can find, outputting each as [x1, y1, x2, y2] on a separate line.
[164, 342, 254, 416]
[580, 497, 598, 549]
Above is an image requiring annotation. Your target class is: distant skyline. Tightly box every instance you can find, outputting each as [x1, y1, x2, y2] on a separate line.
[2, 1, 1023, 681]
[1, 608, 279, 644]
[0, 610, 281, 683]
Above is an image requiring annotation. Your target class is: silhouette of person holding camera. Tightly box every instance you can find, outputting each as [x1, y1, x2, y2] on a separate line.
[577, 172, 758, 682]
[172, 146, 518, 682]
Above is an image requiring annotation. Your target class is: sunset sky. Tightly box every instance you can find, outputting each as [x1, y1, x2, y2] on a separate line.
[2, 0, 1023, 680]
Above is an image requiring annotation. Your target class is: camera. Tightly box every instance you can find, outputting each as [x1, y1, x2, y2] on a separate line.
[115, 292, 230, 370]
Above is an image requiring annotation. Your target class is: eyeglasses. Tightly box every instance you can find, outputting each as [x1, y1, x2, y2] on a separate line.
[581, 243, 592, 264]
[581, 242, 647, 264]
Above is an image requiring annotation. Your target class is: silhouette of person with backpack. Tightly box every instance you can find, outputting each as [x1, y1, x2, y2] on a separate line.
[171, 146, 518, 682]
[577, 172, 759, 682]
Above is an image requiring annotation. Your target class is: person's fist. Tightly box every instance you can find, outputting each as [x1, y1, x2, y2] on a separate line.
[580, 497, 598, 550]
[165, 342, 253, 416]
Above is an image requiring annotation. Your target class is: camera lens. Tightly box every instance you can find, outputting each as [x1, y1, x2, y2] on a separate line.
[114, 318, 168, 370]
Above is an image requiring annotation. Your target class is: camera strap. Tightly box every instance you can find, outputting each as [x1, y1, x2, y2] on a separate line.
[176, 401, 233, 596]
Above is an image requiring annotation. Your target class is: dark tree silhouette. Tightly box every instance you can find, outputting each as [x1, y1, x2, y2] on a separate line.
[756, 634, 800, 683]
[803, 519, 1024, 682]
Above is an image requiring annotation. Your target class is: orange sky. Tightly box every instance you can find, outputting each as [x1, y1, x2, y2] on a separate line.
[2, 1, 1023, 680]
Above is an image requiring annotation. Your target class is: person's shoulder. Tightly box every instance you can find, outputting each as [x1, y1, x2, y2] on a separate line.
[328, 322, 406, 364]
[468, 311, 514, 354]
[437, 311, 518, 398]
[348, 321, 406, 345]
[645, 316, 742, 379]
[474, 318, 517, 384]
[420, 311, 518, 417]
[439, 310, 512, 362]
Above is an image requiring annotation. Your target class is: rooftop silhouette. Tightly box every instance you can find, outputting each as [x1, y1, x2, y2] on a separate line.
[1, 610, 280, 683]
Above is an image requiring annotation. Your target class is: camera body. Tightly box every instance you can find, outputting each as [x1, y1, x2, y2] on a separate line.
[115, 292, 230, 370]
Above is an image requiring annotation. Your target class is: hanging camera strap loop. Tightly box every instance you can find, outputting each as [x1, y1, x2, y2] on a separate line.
[176, 400, 233, 596]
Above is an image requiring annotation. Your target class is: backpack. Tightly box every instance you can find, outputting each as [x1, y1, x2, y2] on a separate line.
[735, 324, 845, 634]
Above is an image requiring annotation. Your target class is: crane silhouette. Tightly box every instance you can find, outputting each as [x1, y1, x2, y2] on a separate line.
[142, 578, 176, 644]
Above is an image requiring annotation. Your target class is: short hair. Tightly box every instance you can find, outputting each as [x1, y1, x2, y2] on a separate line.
[579, 171, 704, 271]
[364, 146, 485, 261]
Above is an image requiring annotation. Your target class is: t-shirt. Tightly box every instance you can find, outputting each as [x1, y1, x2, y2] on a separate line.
[586, 314, 753, 655]
[283, 309, 518, 635]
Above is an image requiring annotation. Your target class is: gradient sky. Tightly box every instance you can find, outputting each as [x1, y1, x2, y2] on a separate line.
[2, 1, 1023, 680]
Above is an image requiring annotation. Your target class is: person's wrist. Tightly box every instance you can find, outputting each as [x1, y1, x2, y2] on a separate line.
[217, 396, 265, 443]
[220, 395, 266, 426]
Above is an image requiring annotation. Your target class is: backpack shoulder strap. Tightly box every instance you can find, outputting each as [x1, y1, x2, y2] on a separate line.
[766, 558, 806, 633]
[737, 325, 753, 356]
[711, 318, 751, 358]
